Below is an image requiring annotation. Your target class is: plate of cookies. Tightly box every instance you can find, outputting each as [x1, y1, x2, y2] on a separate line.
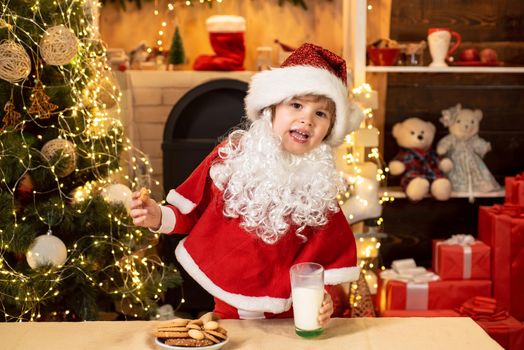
[154, 318, 229, 349]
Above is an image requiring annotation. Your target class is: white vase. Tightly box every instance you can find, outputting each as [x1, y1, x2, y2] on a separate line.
[428, 28, 461, 67]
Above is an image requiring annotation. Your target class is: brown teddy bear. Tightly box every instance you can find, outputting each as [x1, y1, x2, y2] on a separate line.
[389, 117, 452, 201]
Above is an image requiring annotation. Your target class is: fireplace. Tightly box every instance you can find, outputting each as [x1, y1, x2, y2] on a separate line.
[162, 78, 248, 191]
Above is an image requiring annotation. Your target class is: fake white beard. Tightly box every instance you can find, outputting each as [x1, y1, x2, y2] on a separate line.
[209, 115, 344, 244]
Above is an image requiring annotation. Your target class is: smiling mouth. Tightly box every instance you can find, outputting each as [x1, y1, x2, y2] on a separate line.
[290, 129, 310, 142]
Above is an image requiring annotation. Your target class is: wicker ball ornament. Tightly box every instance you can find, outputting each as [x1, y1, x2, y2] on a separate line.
[97, 75, 120, 109]
[0, 40, 31, 83]
[102, 183, 133, 211]
[40, 25, 79, 66]
[26, 233, 67, 269]
[41, 139, 77, 177]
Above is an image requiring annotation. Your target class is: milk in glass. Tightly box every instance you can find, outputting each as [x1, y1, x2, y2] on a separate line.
[292, 285, 324, 331]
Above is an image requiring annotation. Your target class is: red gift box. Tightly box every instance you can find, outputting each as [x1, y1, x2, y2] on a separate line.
[381, 309, 461, 317]
[432, 239, 491, 280]
[477, 317, 524, 350]
[379, 279, 491, 313]
[505, 173, 524, 206]
[478, 205, 524, 321]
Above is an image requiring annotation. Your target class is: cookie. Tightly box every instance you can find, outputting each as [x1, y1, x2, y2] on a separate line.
[169, 318, 190, 327]
[198, 312, 214, 324]
[205, 330, 227, 340]
[186, 323, 202, 330]
[154, 317, 227, 347]
[139, 187, 150, 202]
[156, 326, 189, 332]
[203, 321, 218, 330]
[188, 319, 203, 326]
[188, 329, 205, 340]
[153, 331, 189, 338]
[216, 327, 228, 335]
[164, 338, 214, 347]
[203, 331, 221, 344]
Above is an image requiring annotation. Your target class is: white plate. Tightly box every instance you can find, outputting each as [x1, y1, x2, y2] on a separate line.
[155, 337, 229, 350]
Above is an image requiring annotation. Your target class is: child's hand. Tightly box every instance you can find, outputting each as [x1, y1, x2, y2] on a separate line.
[130, 191, 162, 230]
[318, 291, 334, 326]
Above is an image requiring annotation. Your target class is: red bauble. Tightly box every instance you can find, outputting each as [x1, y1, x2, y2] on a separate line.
[458, 48, 479, 62]
[16, 173, 34, 202]
[480, 48, 498, 63]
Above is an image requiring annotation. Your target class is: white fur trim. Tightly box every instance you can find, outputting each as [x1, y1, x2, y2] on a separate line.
[175, 238, 292, 314]
[166, 190, 196, 214]
[237, 309, 266, 319]
[149, 206, 177, 234]
[325, 266, 361, 284]
[206, 15, 246, 33]
[245, 65, 363, 147]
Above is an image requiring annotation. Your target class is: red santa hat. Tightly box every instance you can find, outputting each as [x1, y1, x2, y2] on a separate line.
[244, 43, 363, 147]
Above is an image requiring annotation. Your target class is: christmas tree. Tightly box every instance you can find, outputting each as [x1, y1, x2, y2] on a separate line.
[0, 0, 181, 321]
[168, 26, 185, 66]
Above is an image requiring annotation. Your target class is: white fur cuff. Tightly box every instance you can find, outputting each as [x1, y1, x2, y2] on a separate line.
[325, 266, 361, 285]
[149, 206, 177, 234]
[206, 15, 246, 33]
[166, 190, 196, 214]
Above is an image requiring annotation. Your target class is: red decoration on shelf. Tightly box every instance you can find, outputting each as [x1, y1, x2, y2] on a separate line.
[478, 204, 524, 321]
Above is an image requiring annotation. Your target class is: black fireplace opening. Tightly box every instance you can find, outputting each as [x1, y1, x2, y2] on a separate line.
[159, 78, 248, 316]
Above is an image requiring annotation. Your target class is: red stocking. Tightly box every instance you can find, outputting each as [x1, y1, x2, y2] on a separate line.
[193, 16, 246, 71]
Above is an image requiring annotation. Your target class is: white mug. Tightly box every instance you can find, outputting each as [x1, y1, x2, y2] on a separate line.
[428, 28, 461, 67]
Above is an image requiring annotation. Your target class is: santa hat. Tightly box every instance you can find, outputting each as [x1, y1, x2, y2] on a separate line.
[244, 43, 363, 147]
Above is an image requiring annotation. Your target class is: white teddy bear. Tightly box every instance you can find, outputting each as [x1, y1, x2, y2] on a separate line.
[437, 104, 500, 194]
[389, 117, 452, 201]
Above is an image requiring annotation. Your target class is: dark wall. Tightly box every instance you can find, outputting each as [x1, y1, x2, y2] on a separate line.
[380, 0, 524, 267]
[391, 0, 524, 44]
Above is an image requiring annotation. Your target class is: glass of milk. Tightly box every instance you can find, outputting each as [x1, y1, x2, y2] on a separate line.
[290, 262, 324, 338]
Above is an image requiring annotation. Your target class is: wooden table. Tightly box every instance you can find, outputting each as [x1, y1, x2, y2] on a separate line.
[0, 317, 502, 350]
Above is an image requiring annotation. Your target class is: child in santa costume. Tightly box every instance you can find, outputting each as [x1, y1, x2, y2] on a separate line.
[131, 43, 363, 322]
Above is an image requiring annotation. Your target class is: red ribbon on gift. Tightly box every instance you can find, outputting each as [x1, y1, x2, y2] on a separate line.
[515, 172, 524, 181]
[491, 204, 524, 218]
[456, 296, 509, 321]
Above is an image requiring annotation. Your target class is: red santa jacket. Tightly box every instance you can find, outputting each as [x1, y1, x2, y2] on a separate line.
[155, 146, 359, 315]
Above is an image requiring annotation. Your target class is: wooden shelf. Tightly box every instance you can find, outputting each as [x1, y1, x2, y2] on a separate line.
[366, 66, 524, 73]
[379, 186, 505, 199]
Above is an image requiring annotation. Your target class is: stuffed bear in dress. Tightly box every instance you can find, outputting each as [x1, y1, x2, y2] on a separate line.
[437, 104, 500, 194]
[389, 117, 453, 201]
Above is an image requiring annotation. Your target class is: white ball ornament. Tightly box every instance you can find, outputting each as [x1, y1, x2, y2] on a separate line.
[0, 40, 31, 83]
[102, 183, 133, 211]
[40, 25, 79, 66]
[26, 232, 68, 269]
[41, 139, 77, 177]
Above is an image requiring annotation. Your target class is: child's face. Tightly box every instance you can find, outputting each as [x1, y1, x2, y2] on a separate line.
[272, 96, 334, 155]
